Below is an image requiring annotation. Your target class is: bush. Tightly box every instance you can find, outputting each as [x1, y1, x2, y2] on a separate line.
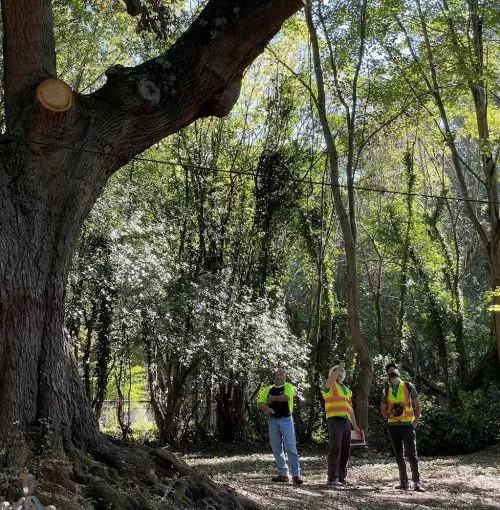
[417, 387, 500, 455]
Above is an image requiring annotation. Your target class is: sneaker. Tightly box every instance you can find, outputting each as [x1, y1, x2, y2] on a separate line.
[328, 479, 344, 487]
[271, 474, 290, 483]
[395, 482, 409, 490]
[292, 476, 304, 485]
[414, 482, 426, 492]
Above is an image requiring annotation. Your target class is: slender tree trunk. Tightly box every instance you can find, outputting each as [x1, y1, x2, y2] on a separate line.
[408, 247, 455, 402]
[489, 243, 500, 366]
[306, 3, 373, 429]
[397, 150, 416, 352]
[373, 251, 384, 354]
[216, 379, 246, 442]
[115, 357, 132, 441]
[297, 192, 334, 440]
[363, 244, 385, 354]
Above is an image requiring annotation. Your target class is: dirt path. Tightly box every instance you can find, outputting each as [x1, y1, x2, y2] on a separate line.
[186, 446, 500, 510]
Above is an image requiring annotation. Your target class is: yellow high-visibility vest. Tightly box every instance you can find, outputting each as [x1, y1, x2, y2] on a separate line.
[322, 382, 352, 420]
[385, 381, 415, 424]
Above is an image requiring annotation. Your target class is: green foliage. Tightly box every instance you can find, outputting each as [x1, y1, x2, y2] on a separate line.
[60, 0, 498, 451]
[100, 365, 157, 441]
[417, 389, 500, 455]
[106, 365, 148, 402]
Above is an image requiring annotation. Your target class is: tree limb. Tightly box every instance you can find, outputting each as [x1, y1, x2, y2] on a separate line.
[87, 0, 305, 164]
[2, 0, 56, 129]
[402, 363, 448, 396]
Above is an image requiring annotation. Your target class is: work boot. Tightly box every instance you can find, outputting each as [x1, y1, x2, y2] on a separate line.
[292, 476, 304, 485]
[395, 482, 409, 490]
[271, 474, 290, 483]
[328, 479, 344, 487]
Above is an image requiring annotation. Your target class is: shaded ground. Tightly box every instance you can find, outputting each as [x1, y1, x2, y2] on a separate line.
[185, 445, 500, 510]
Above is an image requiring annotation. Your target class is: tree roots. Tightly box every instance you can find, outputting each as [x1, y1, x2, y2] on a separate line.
[0, 438, 261, 510]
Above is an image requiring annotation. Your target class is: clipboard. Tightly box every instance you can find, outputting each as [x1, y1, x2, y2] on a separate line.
[350, 428, 366, 446]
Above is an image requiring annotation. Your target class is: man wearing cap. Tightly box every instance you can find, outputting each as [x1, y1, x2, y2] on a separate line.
[257, 367, 304, 485]
[381, 363, 425, 492]
[322, 361, 360, 487]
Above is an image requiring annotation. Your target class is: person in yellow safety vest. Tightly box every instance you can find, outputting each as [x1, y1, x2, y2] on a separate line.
[257, 367, 304, 485]
[321, 361, 360, 487]
[380, 363, 426, 492]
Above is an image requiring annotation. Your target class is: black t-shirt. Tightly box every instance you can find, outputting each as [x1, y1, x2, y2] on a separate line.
[269, 385, 291, 418]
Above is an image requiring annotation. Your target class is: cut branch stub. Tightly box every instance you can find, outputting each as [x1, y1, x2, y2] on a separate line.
[36, 79, 73, 112]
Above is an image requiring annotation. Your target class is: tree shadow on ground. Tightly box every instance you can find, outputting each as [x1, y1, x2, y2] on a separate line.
[187, 448, 500, 510]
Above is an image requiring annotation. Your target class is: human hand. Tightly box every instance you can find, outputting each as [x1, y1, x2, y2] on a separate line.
[412, 420, 419, 429]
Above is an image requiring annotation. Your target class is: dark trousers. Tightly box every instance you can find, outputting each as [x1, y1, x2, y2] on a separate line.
[388, 424, 420, 483]
[327, 417, 351, 481]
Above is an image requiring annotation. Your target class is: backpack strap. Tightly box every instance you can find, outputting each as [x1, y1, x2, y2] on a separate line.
[384, 383, 389, 399]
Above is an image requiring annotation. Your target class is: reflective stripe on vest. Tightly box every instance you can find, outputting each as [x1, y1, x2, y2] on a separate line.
[323, 382, 352, 420]
[386, 381, 415, 424]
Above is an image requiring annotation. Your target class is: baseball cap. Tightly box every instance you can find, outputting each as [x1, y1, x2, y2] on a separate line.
[385, 362, 399, 373]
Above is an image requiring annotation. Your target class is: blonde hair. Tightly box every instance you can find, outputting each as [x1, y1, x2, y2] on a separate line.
[329, 365, 345, 377]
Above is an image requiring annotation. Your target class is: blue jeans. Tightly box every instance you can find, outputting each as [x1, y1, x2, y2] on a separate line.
[268, 416, 301, 477]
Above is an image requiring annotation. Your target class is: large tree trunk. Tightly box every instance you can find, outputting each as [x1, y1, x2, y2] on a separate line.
[0, 0, 304, 446]
[0, 152, 105, 455]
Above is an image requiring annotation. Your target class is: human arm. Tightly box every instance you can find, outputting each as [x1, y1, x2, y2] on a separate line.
[412, 398, 421, 428]
[267, 394, 289, 404]
[350, 407, 360, 432]
[257, 386, 274, 416]
[406, 382, 421, 428]
[258, 403, 275, 416]
[268, 383, 295, 414]
[380, 388, 391, 419]
[380, 402, 391, 419]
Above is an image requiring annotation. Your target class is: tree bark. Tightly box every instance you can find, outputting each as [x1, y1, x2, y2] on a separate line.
[0, 0, 305, 454]
[0, 151, 103, 453]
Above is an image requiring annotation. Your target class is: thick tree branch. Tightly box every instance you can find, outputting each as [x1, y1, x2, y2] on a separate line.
[402, 364, 448, 397]
[89, 0, 305, 163]
[1, 0, 56, 130]
[122, 0, 143, 16]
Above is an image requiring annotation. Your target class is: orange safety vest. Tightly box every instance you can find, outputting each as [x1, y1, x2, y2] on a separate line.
[322, 382, 353, 420]
[385, 381, 415, 424]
